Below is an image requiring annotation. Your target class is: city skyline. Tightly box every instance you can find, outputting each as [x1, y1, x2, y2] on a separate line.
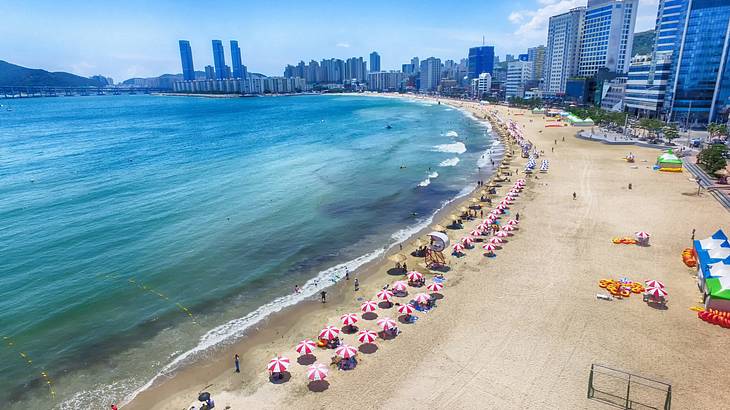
[0, 0, 659, 81]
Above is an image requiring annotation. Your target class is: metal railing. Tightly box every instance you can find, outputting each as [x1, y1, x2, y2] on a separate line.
[587, 364, 671, 410]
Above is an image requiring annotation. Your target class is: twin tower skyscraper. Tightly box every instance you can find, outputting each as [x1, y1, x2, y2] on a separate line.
[178, 40, 247, 81]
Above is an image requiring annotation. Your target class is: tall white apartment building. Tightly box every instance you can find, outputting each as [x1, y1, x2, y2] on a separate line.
[578, 0, 638, 77]
[543, 7, 586, 95]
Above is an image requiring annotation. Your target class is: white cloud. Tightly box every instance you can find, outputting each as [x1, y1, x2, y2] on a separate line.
[336, 42, 350, 48]
[511, 0, 587, 42]
[509, 11, 526, 24]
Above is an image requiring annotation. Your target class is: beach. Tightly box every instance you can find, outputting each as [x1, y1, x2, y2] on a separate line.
[125, 98, 730, 409]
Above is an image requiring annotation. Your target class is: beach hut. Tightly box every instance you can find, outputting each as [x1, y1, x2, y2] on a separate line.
[694, 230, 730, 311]
[565, 114, 595, 127]
[656, 150, 683, 172]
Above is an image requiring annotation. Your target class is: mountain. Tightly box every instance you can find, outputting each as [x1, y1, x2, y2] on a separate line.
[632, 30, 655, 57]
[0, 60, 105, 87]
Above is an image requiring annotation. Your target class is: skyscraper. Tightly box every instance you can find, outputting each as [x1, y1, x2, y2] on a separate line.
[544, 7, 585, 94]
[179, 40, 195, 81]
[527, 46, 546, 83]
[666, 0, 730, 124]
[467, 46, 495, 79]
[369, 52, 381, 72]
[419, 57, 441, 91]
[212, 40, 227, 80]
[205, 65, 215, 80]
[577, 0, 638, 77]
[506, 60, 532, 98]
[411, 57, 420, 73]
[230, 40, 244, 79]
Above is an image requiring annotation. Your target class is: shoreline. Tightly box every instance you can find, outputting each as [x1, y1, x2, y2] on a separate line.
[122, 94, 509, 408]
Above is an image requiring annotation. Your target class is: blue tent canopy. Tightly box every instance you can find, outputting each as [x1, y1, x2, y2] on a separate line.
[694, 230, 730, 280]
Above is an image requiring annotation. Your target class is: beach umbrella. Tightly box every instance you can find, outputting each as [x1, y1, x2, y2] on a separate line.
[377, 317, 398, 330]
[452, 243, 465, 253]
[414, 293, 431, 304]
[427, 282, 444, 292]
[360, 300, 378, 313]
[477, 222, 490, 231]
[517, 179, 526, 183]
[392, 281, 408, 292]
[335, 344, 358, 359]
[645, 280, 665, 289]
[502, 225, 515, 232]
[388, 253, 407, 263]
[397, 304, 415, 315]
[499, 200, 511, 206]
[377, 289, 394, 302]
[495, 230, 509, 238]
[340, 313, 359, 327]
[295, 339, 316, 355]
[307, 363, 329, 381]
[406, 271, 424, 282]
[267, 356, 290, 373]
[496, 204, 507, 210]
[198, 392, 211, 402]
[357, 329, 378, 344]
[489, 237, 503, 244]
[482, 243, 497, 251]
[635, 231, 650, 239]
[470, 229, 483, 237]
[319, 326, 340, 340]
[461, 236, 474, 245]
[507, 219, 519, 225]
[645, 286, 668, 298]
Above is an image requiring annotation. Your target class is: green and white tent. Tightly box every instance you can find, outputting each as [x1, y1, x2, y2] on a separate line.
[656, 149, 683, 171]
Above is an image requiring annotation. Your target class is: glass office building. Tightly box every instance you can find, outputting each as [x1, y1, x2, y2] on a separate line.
[230, 40, 244, 79]
[212, 40, 227, 80]
[467, 46, 495, 79]
[178, 40, 195, 81]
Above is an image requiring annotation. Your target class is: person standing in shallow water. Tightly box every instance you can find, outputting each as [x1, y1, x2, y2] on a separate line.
[320, 290, 327, 303]
[234, 354, 240, 373]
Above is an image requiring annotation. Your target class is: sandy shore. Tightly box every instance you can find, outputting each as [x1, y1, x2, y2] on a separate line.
[125, 98, 730, 410]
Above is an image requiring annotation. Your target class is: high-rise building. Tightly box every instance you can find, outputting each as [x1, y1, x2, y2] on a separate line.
[419, 57, 441, 91]
[506, 54, 516, 63]
[527, 46, 546, 83]
[179, 40, 195, 81]
[666, 0, 730, 124]
[544, 7, 585, 95]
[212, 40, 227, 80]
[204, 65, 215, 80]
[367, 71, 405, 91]
[230, 40, 244, 79]
[506, 60, 532, 98]
[345, 57, 367, 82]
[468, 46, 495, 79]
[578, 0, 638, 77]
[411, 57, 420, 73]
[369, 52, 381, 72]
[471, 72, 492, 98]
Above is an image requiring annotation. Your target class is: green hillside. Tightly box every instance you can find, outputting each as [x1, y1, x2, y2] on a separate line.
[0, 60, 103, 87]
[632, 30, 656, 57]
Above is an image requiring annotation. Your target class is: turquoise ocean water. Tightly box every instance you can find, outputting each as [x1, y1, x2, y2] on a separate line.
[0, 94, 499, 408]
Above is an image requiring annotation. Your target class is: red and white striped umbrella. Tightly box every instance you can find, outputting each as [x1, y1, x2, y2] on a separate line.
[452, 243, 465, 253]
[500, 199, 512, 205]
[482, 243, 497, 251]
[477, 222, 490, 230]
[319, 326, 340, 340]
[461, 236, 474, 245]
[340, 313, 359, 326]
[295, 339, 316, 355]
[645, 280, 665, 289]
[470, 229, 483, 237]
[357, 329, 378, 344]
[267, 356, 290, 373]
[397, 304, 415, 315]
[406, 271, 424, 281]
[427, 282, 444, 292]
[502, 225, 515, 231]
[376, 289, 394, 302]
[507, 219, 519, 226]
[495, 230, 509, 238]
[360, 300, 378, 313]
[507, 190, 519, 196]
[335, 344, 358, 359]
[496, 204, 508, 210]
[392, 281, 408, 292]
[414, 293, 431, 304]
[645, 286, 668, 298]
[489, 237, 503, 244]
[635, 231, 651, 239]
[491, 209, 503, 215]
[377, 317, 397, 330]
[307, 363, 329, 381]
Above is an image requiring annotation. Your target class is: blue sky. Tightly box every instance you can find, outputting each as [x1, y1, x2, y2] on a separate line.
[0, 0, 658, 81]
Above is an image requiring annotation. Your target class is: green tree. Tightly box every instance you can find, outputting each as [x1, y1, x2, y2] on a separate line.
[639, 118, 664, 138]
[663, 124, 679, 143]
[698, 145, 728, 174]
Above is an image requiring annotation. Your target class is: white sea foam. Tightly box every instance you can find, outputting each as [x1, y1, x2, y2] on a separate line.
[432, 142, 466, 154]
[444, 108, 453, 111]
[418, 178, 431, 187]
[445, 130, 458, 138]
[439, 157, 460, 167]
[428, 171, 439, 178]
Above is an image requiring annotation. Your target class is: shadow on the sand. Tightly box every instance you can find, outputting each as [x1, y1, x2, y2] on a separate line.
[378, 330, 398, 340]
[432, 293, 444, 300]
[378, 301, 393, 309]
[297, 355, 316, 366]
[341, 325, 358, 334]
[269, 371, 291, 384]
[308, 380, 330, 392]
[387, 268, 407, 276]
[358, 343, 378, 354]
[362, 312, 378, 320]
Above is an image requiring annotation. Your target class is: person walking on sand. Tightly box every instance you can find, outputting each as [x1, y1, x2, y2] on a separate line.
[572, 192, 576, 200]
[354, 278, 360, 291]
[516, 212, 520, 221]
[234, 353, 240, 373]
[345, 268, 350, 280]
[320, 291, 327, 303]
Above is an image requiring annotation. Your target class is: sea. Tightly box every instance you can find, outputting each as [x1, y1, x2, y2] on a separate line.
[0, 94, 501, 408]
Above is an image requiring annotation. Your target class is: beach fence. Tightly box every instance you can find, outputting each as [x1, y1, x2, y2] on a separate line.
[587, 364, 671, 410]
